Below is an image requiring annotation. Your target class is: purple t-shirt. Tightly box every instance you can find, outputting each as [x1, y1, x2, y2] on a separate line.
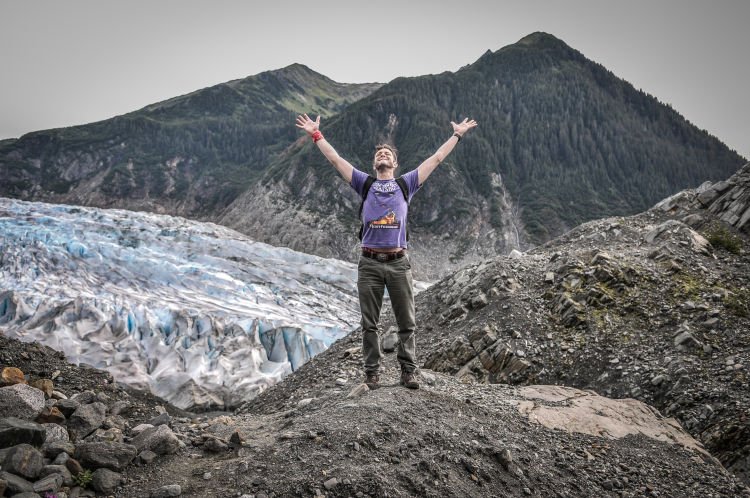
[350, 168, 422, 249]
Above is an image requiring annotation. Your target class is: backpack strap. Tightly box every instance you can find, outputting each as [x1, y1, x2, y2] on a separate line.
[395, 177, 410, 241]
[358, 176, 377, 241]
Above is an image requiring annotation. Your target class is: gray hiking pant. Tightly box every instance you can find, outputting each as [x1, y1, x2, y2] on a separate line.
[357, 253, 417, 374]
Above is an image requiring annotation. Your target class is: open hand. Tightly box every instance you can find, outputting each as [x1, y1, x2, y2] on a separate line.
[295, 113, 320, 135]
[451, 117, 478, 137]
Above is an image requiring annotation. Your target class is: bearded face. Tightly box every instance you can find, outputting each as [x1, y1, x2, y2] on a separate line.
[373, 147, 397, 173]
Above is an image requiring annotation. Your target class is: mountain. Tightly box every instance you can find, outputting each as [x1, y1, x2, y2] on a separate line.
[0, 197, 363, 411]
[1, 33, 745, 280]
[0, 64, 381, 219]
[220, 32, 746, 279]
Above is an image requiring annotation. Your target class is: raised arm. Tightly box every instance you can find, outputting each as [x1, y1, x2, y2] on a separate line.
[417, 118, 478, 185]
[295, 114, 354, 183]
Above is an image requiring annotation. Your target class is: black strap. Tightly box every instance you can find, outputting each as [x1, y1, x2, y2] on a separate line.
[358, 175, 410, 241]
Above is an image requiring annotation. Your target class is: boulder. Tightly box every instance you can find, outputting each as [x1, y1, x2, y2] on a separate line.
[74, 441, 136, 471]
[0, 418, 46, 448]
[130, 424, 180, 455]
[0, 384, 45, 420]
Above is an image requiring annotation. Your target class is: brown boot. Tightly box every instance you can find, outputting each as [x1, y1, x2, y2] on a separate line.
[365, 373, 380, 390]
[400, 370, 420, 389]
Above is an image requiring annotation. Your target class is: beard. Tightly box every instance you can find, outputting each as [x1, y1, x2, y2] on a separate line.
[375, 160, 394, 172]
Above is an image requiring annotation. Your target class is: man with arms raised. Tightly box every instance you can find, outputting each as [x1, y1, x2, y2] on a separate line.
[296, 113, 478, 389]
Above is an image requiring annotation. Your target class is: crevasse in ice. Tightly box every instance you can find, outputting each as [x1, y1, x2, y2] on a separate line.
[0, 198, 359, 410]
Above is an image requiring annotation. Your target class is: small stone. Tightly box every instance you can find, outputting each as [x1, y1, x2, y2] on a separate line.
[65, 457, 84, 476]
[203, 472, 212, 480]
[323, 478, 338, 490]
[347, 384, 369, 398]
[203, 436, 228, 453]
[296, 398, 314, 408]
[30, 379, 54, 397]
[335, 378, 348, 386]
[90, 468, 123, 493]
[151, 484, 182, 497]
[137, 449, 158, 465]
[149, 412, 171, 427]
[110, 400, 131, 416]
[33, 472, 64, 493]
[229, 430, 245, 445]
[545, 272, 555, 283]
[35, 406, 66, 424]
[1, 367, 27, 386]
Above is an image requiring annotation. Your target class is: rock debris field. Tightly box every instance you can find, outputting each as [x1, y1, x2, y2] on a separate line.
[0, 163, 749, 497]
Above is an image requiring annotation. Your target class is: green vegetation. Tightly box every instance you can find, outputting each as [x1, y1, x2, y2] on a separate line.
[73, 469, 93, 488]
[706, 226, 743, 254]
[725, 288, 750, 317]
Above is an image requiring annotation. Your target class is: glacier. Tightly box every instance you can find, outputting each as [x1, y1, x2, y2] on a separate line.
[0, 197, 361, 410]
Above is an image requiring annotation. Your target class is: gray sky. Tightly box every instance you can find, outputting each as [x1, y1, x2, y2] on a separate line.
[1, 0, 748, 159]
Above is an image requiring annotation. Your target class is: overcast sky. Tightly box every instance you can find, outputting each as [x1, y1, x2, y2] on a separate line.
[1, 0, 748, 159]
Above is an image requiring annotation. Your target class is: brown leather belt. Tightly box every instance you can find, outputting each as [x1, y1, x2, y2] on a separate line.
[361, 248, 406, 262]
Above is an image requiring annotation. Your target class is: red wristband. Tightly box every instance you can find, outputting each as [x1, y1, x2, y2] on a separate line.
[311, 130, 324, 143]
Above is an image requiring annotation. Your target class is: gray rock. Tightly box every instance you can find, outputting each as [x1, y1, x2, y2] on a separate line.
[323, 477, 338, 490]
[0, 470, 34, 494]
[32, 472, 64, 493]
[130, 424, 180, 455]
[67, 402, 106, 441]
[39, 465, 74, 487]
[41, 423, 69, 446]
[70, 391, 96, 404]
[131, 423, 154, 435]
[0, 417, 46, 448]
[151, 484, 182, 497]
[148, 412, 171, 427]
[90, 468, 122, 494]
[83, 427, 124, 443]
[109, 400, 131, 416]
[53, 399, 80, 418]
[44, 440, 75, 458]
[0, 384, 45, 420]
[3, 443, 44, 479]
[137, 449, 158, 465]
[52, 450, 70, 465]
[74, 441, 137, 471]
[203, 436, 228, 453]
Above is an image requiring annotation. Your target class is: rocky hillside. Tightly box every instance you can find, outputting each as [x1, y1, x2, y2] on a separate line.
[382, 162, 750, 483]
[218, 32, 746, 279]
[1, 331, 748, 497]
[0, 64, 381, 220]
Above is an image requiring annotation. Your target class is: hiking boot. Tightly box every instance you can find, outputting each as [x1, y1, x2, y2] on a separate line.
[365, 373, 380, 390]
[400, 370, 420, 389]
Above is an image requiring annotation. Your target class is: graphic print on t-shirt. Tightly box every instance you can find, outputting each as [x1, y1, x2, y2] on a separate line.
[369, 210, 399, 229]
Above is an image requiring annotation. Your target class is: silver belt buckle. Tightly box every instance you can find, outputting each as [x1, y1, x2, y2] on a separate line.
[376, 252, 388, 262]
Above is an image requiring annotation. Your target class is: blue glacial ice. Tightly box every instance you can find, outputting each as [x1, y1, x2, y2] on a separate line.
[0, 197, 361, 410]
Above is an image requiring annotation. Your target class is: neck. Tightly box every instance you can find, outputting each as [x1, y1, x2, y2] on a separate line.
[376, 171, 395, 180]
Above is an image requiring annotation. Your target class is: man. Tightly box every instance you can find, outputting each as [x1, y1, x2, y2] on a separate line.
[295, 113, 478, 390]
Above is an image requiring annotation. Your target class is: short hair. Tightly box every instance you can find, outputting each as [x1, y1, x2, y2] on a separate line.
[374, 143, 398, 164]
